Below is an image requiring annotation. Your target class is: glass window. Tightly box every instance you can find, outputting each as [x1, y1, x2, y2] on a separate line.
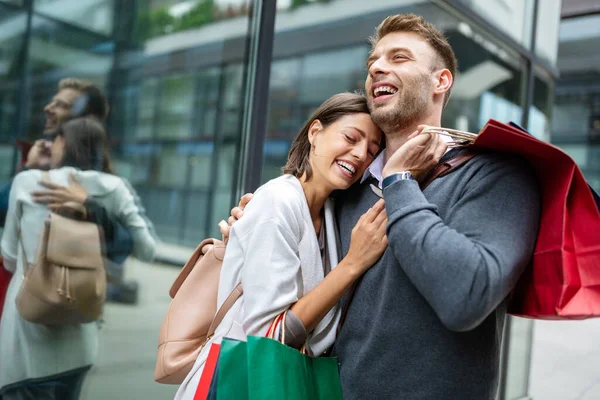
[0, 4, 27, 181]
[25, 15, 114, 140]
[33, 0, 115, 36]
[551, 13, 600, 192]
[534, 0, 561, 66]
[528, 72, 553, 141]
[454, 0, 536, 49]
[157, 74, 195, 140]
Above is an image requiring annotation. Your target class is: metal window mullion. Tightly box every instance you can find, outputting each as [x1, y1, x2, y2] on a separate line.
[11, 0, 34, 176]
[235, 0, 276, 199]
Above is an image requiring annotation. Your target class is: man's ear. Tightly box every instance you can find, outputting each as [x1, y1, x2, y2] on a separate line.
[434, 68, 453, 97]
[308, 120, 323, 147]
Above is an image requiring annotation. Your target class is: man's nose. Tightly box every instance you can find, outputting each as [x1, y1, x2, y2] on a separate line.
[44, 102, 53, 113]
[369, 57, 390, 76]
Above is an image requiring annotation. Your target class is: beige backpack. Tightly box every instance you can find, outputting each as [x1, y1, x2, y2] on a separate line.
[16, 181, 107, 325]
[155, 238, 242, 384]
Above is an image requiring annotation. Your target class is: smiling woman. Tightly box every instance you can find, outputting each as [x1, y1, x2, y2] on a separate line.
[174, 92, 387, 399]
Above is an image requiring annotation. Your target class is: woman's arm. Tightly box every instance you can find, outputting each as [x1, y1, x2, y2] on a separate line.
[289, 199, 388, 333]
[241, 198, 387, 345]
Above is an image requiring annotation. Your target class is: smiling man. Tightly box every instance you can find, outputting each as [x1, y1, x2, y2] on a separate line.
[331, 14, 541, 399]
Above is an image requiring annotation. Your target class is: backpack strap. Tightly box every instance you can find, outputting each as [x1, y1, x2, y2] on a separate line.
[205, 283, 243, 341]
[338, 149, 478, 334]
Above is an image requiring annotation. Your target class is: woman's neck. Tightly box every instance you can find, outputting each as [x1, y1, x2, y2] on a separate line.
[298, 174, 331, 234]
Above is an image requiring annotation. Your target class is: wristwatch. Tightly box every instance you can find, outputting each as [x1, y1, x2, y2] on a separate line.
[382, 171, 416, 189]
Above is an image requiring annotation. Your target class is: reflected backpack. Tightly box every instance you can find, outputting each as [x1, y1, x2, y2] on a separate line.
[16, 174, 106, 325]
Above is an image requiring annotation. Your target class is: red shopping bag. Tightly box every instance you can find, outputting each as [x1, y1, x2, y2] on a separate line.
[470, 119, 600, 319]
[194, 343, 221, 400]
[0, 258, 11, 319]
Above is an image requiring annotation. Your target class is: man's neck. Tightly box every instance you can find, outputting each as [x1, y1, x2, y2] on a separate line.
[384, 116, 442, 162]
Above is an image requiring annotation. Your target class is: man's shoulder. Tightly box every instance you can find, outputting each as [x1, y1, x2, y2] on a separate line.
[456, 149, 535, 181]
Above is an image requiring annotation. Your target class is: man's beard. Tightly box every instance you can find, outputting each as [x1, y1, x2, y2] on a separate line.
[369, 74, 432, 134]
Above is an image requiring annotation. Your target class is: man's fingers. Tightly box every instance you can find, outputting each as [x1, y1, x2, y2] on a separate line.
[407, 130, 420, 141]
[231, 207, 244, 220]
[239, 193, 253, 209]
[68, 173, 83, 188]
[433, 139, 448, 161]
[32, 195, 55, 204]
[38, 180, 62, 190]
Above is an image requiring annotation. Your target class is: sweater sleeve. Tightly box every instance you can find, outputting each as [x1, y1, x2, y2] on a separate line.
[84, 197, 134, 265]
[113, 181, 156, 262]
[383, 156, 540, 332]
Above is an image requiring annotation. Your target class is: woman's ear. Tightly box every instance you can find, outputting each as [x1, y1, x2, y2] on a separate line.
[308, 120, 323, 147]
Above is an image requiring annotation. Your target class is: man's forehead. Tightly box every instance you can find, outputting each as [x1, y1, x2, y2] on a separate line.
[54, 88, 81, 103]
[372, 31, 432, 56]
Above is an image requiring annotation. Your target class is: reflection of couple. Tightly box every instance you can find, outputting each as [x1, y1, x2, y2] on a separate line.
[177, 14, 540, 400]
[0, 81, 156, 399]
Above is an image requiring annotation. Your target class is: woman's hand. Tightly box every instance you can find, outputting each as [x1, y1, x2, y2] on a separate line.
[345, 199, 388, 275]
[31, 174, 88, 212]
[218, 193, 253, 242]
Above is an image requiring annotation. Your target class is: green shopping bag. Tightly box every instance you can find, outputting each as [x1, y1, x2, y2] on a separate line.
[215, 339, 249, 400]
[216, 336, 342, 400]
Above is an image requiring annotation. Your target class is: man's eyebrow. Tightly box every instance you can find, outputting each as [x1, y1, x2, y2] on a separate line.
[366, 47, 415, 67]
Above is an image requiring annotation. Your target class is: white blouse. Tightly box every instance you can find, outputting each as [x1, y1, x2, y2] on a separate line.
[175, 174, 341, 400]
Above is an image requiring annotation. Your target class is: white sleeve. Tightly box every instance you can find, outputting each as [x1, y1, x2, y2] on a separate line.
[1, 177, 22, 273]
[240, 217, 302, 337]
[114, 182, 156, 262]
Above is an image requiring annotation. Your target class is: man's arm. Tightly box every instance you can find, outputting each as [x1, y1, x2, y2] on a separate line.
[383, 155, 540, 332]
[84, 197, 133, 266]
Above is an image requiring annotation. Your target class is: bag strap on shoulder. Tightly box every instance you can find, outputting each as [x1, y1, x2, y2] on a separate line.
[419, 150, 478, 190]
[206, 283, 243, 339]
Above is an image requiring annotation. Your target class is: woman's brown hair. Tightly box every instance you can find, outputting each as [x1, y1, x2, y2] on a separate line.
[56, 116, 114, 174]
[283, 92, 375, 181]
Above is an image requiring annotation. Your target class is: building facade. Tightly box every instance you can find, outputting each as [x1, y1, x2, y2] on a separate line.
[551, 0, 600, 192]
[0, 0, 563, 399]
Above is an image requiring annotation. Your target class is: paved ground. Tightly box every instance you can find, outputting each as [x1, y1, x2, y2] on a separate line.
[79, 257, 600, 400]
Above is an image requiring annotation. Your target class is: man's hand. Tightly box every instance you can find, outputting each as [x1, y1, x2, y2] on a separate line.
[218, 193, 253, 242]
[25, 140, 52, 169]
[32, 174, 88, 212]
[382, 127, 448, 182]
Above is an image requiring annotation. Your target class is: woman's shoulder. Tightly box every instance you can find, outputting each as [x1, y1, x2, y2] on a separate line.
[12, 169, 43, 192]
[67, 170, 126, 196]
[253, 175, 305, 211]
[236, 175, 307, 234]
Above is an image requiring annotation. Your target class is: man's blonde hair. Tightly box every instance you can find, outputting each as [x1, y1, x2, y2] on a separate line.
[370, 14, 458, 107]
[57, 78, 109, 121]
[58, 77, 93, 92]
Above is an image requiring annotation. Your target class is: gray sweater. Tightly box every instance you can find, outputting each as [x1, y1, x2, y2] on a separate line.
[333, 150, 540, 400]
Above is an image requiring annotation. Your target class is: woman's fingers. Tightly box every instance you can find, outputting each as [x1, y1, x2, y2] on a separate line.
[364, 199, 385, 223]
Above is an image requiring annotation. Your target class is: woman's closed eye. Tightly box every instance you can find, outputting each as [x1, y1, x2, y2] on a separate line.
[343, 133, 357, 143]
